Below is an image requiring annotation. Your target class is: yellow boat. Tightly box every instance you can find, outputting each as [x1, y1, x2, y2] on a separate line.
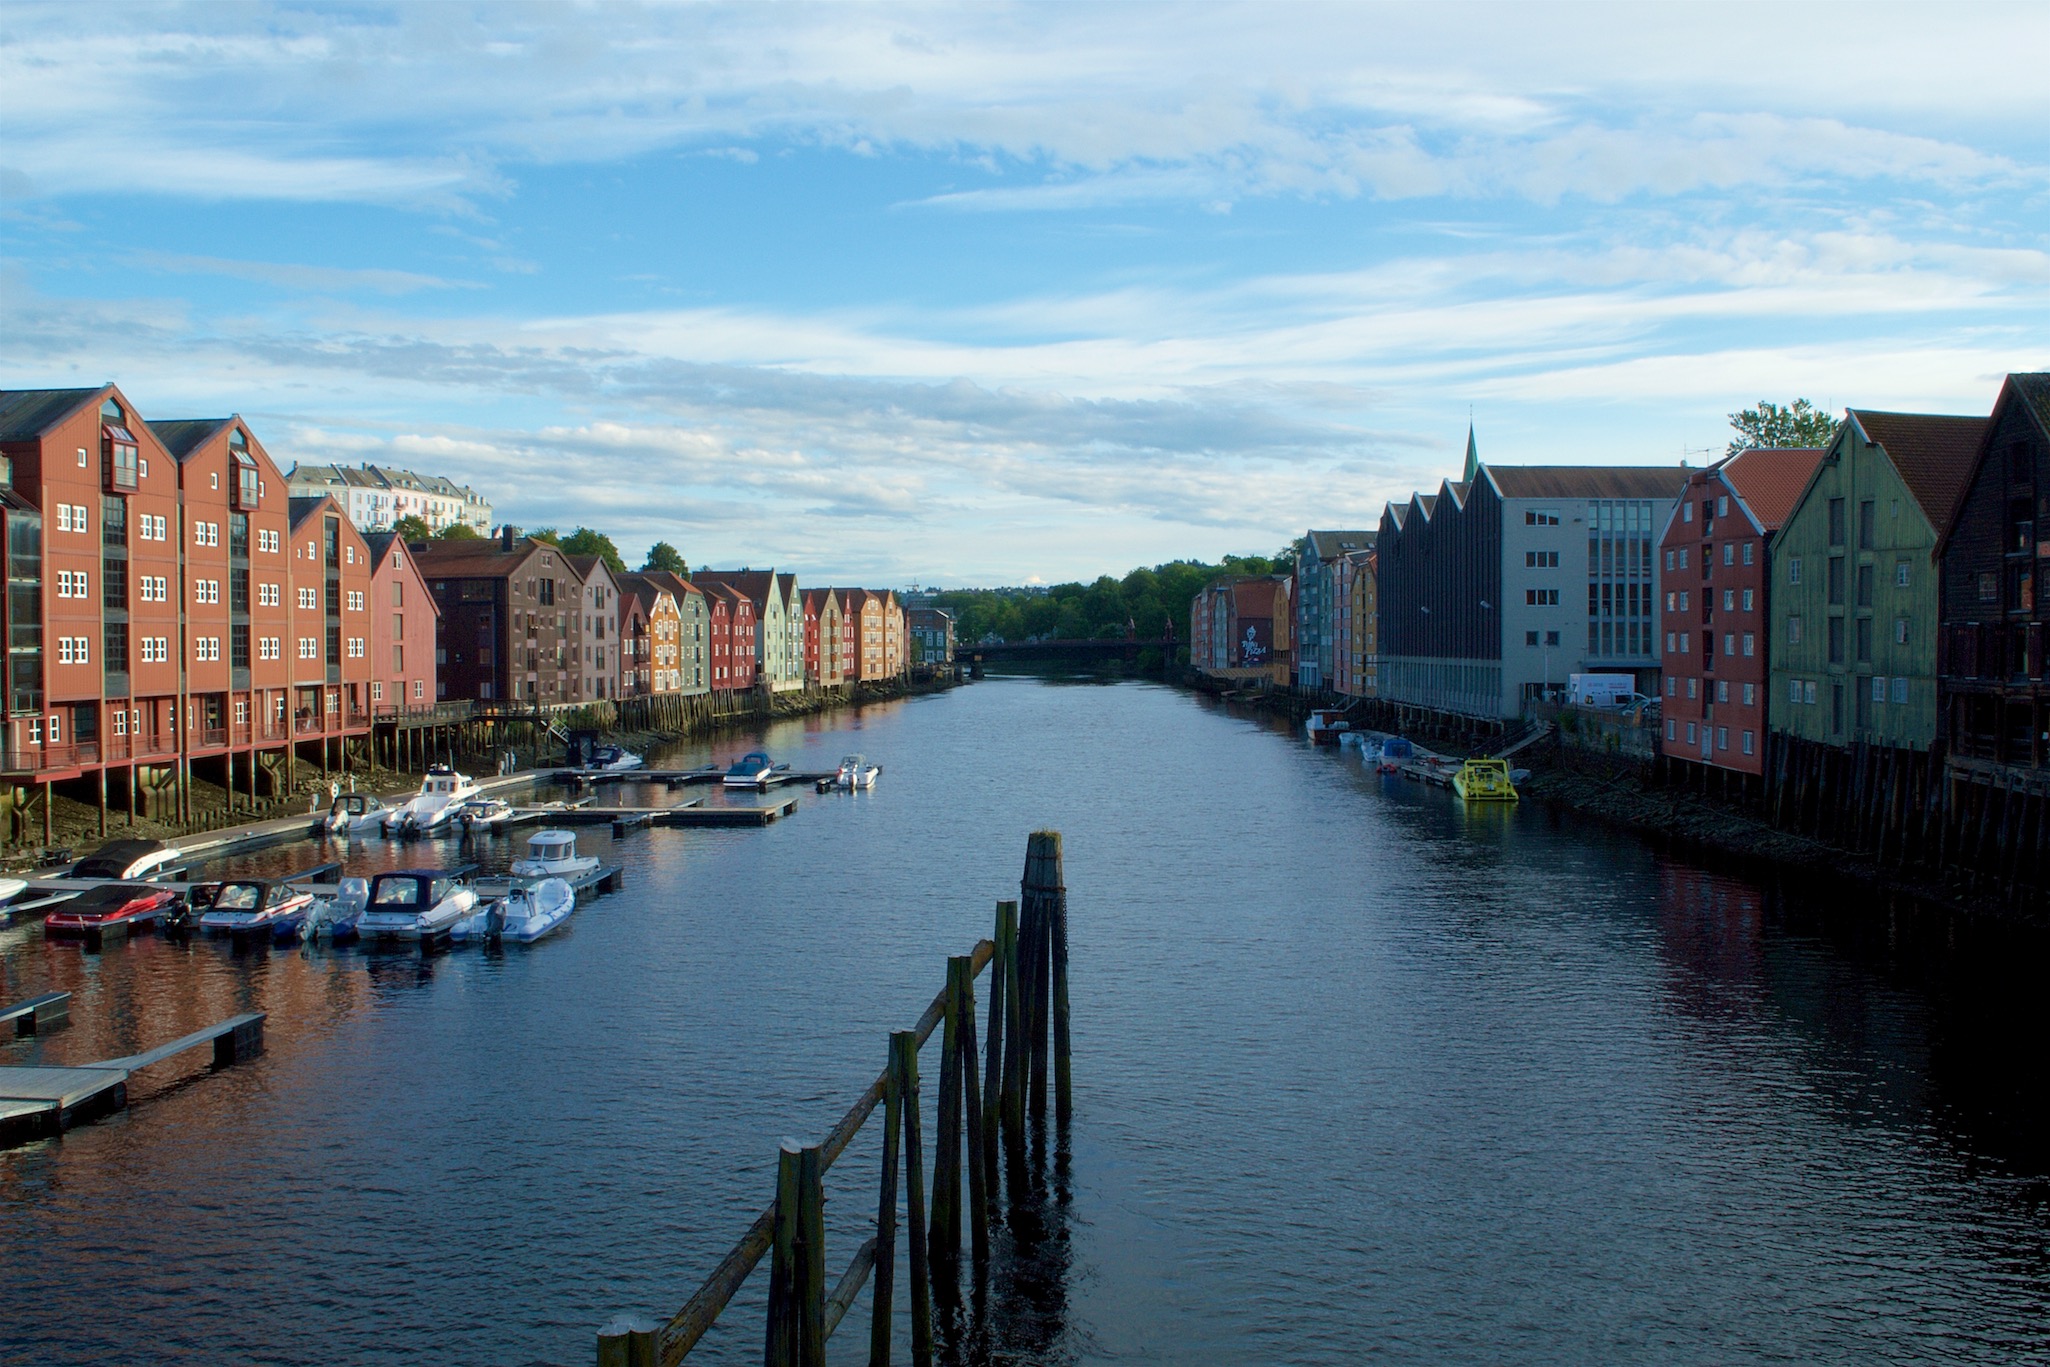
[1451, 757, 1519, 802]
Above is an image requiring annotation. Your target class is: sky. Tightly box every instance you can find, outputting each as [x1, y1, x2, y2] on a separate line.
[2, 2, 2046, 587]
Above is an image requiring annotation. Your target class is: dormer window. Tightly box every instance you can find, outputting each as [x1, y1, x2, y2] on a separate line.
[233, 441, 258, 509]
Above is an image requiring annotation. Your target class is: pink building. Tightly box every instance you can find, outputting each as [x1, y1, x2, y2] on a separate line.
[365, 532, 439, 715]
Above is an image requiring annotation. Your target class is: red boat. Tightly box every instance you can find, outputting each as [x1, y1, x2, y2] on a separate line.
[43, 883, 182, 946]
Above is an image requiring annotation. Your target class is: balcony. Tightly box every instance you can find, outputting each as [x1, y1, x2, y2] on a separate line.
[200, 727, 228, 749]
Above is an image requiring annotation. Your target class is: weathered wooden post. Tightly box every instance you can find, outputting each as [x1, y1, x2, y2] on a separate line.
[1000, 896, 1026, 1143]
[765, 1139, 826, 1367]
[892, 1030, 933, 1367]
[954, 954, 990, 1266]
[1046, 843, 1073, 1128]
[929, 958, 964, 1282]
[1021, 832, 1062, 1118]
[981, 900, 1014, 1185]
[594, 1315, 659, 1367]
[870, 1036, 902, 1366]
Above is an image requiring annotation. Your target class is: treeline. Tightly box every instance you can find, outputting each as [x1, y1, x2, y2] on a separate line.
[934, 551, 1292, 647]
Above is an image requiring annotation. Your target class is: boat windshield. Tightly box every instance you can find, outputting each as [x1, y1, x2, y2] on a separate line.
[371, 879, 421, 906]
[214, 884, 261, 911]
[534, 842, 569, 860]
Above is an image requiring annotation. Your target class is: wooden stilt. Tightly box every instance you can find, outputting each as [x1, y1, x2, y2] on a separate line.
[894, 1030, 932, 1367]
[870, 1036, 902, 1366]
[956, 955, 989, 1267]
[982, 900, 1013, 1183]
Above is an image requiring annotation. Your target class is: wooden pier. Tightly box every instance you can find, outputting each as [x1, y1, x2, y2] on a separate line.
[2, 990, 71, 1037]
[0, 1010, 265, 1149]
[598, 831, 1072, 1367]
[556, 766, 839, 791]
[527, 798, 800, 831]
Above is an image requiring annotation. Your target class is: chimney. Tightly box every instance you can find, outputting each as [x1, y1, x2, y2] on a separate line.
[501, 524, 515, 551]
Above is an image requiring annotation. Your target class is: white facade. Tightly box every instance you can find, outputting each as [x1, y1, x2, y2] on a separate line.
[286, 463, 493, 535]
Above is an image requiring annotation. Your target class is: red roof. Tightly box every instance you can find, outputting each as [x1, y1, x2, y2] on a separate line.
[1851, 410, 1988, 534]
[1720, 447, 1826, 532]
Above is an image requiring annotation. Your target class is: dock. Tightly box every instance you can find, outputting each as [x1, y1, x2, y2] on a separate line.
[518, 798, 800, 829]
[555, 766, 838, 791]
[0, 1010, 265, 1149]
[2, 990, 71, 1037]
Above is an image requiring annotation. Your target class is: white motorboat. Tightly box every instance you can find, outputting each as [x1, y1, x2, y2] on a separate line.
[0, 877, 27, 905]
[382, 767, 481, 837]
[510, 829, 600, 883]
[451, 877, 576, 945]
[835, 754, 882, 790]
[355, 869, 477, 942]
[321, 792, 390, 837]
[589, 745, 644, 772]
[304, 877, 370, 942]
[197, 879, 316, 941]
[1304, 708, 1351, 746]
[59, 838, 186, 881]
[458, 797, 516, 831]
[722, 751, 784, 787]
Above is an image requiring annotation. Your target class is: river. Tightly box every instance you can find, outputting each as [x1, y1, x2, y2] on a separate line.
[3, 673, 2046, 1365]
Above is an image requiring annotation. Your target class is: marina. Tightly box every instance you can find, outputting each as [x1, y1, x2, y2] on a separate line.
[2, 677, 2046, 1366]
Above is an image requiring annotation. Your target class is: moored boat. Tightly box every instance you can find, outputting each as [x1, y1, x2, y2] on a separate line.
[451, 877, 576, 945]
[457, 797, 516, 831]
[59, 837, 186, 881]
[44, 883, 182, 944]
[382, 767, 481, 837]
[510, 829, 600, 884]
[356, 869, 476, 942]
[589, 745, 644, 772]
[722, 751, 783, 787]
[0, 877, 27, 906]
[835, 754, 882, 790]
[1305, 708, 1351, 746]
[302, 877, 370, 943]
[1451, 758, 1520, 802]
[198, 879, 315, 941]
[321, 793, 390, 838]
[1376, 736, 1414, 774]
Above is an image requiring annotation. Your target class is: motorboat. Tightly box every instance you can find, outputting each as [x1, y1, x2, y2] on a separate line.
[1376, 736, 1414, 775]
[510, 829, 601, 884]
[198, 878, 315, 941]
[356, 869, 477, 942]
[589, 745, 644, 772]
[722, 751, 786, 787]
[835, 754, 882, 790]
[1304, 708, 1351, 746]
[458, 798, 516, 831]
[44, 883, 182, 945]
[382, 767, 481, 837]
[303, 877, 370, 943]
[0, 877, 27, 906]
[1451, 758, 1520, 803]
[321, 792, 390, 838]
[452, 877, 576, 945]
[61, 838, 186, 881]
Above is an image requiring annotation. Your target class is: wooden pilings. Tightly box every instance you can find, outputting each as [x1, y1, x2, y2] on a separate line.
[1017, 830, 1070, 1125]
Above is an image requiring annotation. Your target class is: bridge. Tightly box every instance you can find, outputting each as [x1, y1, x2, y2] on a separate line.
[959, 635, 1175, 664]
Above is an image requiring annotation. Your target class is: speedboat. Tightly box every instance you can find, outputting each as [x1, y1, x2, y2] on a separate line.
[1451, 758, 1520, 803]
[458, 797, 516, 831]
[835, 754, 882, 790]
[0, 877, 27, 906]
[1305, 708, 1351, 746]
[382, 767, 481, 837]
[589, 745, 644, 772]
[722, 751, 784, 787]
[321, 792, 390, 838]
[510, 829, 600, 883]
[303, 877, 370, 943]
[452, 877, 576, 945]
[1376, 736, 1414, 775]
[44, 883, 181, 945]
[198, 878, 315, 941]
[356, 869, 476, 942]
[61, 838, 186, 881]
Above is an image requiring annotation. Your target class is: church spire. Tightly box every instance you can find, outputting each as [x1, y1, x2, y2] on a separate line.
[1463, 423, 1479, 484]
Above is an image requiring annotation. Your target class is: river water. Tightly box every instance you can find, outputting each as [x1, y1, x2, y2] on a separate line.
[3, 674, 2046, 1365]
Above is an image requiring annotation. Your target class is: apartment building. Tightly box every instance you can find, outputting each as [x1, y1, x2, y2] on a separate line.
[287, 462, 492, 535]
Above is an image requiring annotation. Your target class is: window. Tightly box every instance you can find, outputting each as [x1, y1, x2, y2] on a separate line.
[1665, 631, 1676, 653]
[1742, 632, 1755, 657]
[1742, 542, 1753, 566]
[414, 679, 424, 699]
[1742, 589, 1754, 612]
[1894, 617, 1909, 646]
[1687, 722, 1698, 744]
[1545, 630, 1559, 647]
[1858, 500, 1876, 549]
[1742, 731, 1754, 756]
[1524, 588, 1559, 606]
[1855, 617, 1872, 663]
[1895, 560, 1910, 589]
[1828, 617, 1845, 664]
[1679, 548, 1689, 569]
[1718, 495, 1729, 517]
[1680, 591, 1690, 611]
[1723, 543, 1735, 566]
[1790, 677, 1804, 704]
[258, 528, 280, 553]
[1524, 550, 1559, 568]
[1891, 676, 1908, 704]
[1687, 677, 1698, 699]
[1789, 557, 1802, 586]
[1805, 680, 1817, 705]
[1683, 502, 1694, 524]
[1723, 589, 1735, 611]
[1828, 557, 1845, 605]
[1666, 676, 1677, 697]
[1742, 683, 1755, 706]
[1524, 510, 1560, 526]
[1717, 680, 1729, 702]
[1680, 632, 1690, 654]
[1666, 720, 1676, 741]
[347, 590, 364, 612]
[1716, 727, 1728, 751]
[1724, 633, 1735, 656]
[372, 681, 383, 702]
[1856, 564, 1874, 608]
[1871, 675, 1887, 704]
[1979, 571, 1998, 603]
[1665, 549, 1676, 571]
[1789, 616, 1803, 646]
[1525, 630, 1539, 646]
[1828, 497, 1845, 546]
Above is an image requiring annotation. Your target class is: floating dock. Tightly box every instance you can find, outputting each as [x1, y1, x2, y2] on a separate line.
[555, 767, 837, 791]
[2, 990, 71, 1037]
[517, 797, 800, 829]
[0, 1011, 265, 1149]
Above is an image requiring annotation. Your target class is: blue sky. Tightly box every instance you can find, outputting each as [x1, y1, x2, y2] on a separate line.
[3, 2, 2046, 586]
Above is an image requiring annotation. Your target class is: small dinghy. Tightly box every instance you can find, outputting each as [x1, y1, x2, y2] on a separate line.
[303, 878, 370, 943]
[452, 877, 576, 945]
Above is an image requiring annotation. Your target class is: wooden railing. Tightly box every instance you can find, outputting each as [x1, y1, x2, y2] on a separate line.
[599, 832, 1072, 1367]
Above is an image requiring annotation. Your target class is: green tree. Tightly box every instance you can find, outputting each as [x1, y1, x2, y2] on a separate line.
[558, 527, 626, 575]
[1727, 399, 1839, 457]
[391, 513, 433, 543]
[528, 527, 561, 546]
[642, 540, 688, 574]
[434, 521, 482, 541]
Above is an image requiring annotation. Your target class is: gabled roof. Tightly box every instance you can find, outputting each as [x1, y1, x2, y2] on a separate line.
[0, 387, 103, 441]
[1719, 447, 1826, 533]
[1482, 464, 1687, 501]
[693, 569, 776, 609]
[614, 571, 678, 614]
[1847, 409, 1988, 535]
[564, 552, 618, 587]
[1231, 578, 1284, 616]
[410, 536, 550, 576]
[634, 569, 703, 602]
[2012, 373, 2050, 437]
[361, 533, 441, 614]
[1304, 529, 1375, 560]
[146, 417, 232, 461]
[288, 494, 338, 531]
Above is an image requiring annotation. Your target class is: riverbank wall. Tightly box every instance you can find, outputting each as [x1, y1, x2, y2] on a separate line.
[1181, 672, 2045, 923]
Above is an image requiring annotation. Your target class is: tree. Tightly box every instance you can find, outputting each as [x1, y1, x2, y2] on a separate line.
[391, 514, 433, 543]
[559, 527, 626, 575]
[642, 540, 688, 575]
[528, 527, 562, 546]
[435, 521, 481, 541]
[1727, 399, 1838, 457]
